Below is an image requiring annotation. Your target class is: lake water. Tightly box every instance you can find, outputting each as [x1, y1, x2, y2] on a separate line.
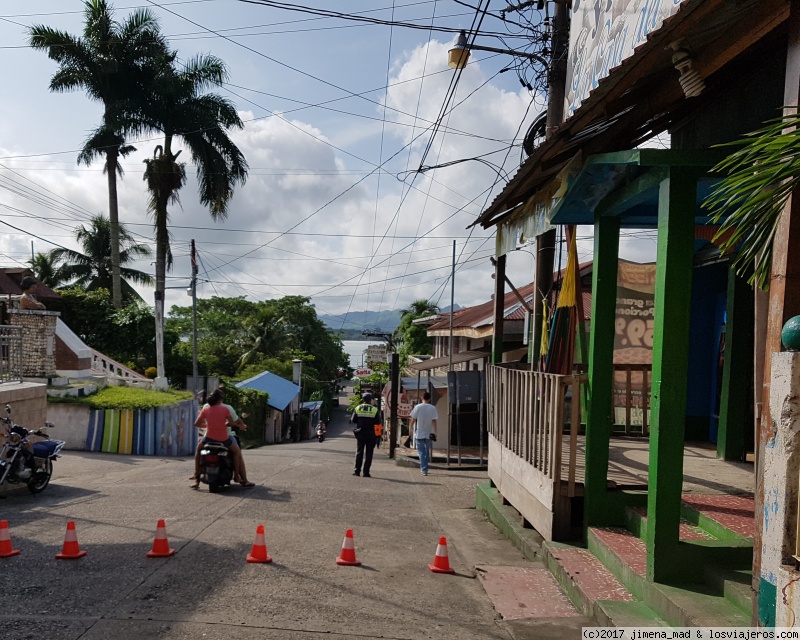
[342, 340, 374, 369]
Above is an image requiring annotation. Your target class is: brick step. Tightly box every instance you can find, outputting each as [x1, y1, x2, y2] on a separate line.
[681, 495, 755, 541]
[543, 544, 636, 616]
[703, 565, 754, 612]
[626, 506, 718, 541]
[594, 600, 668, 628]
[588, 526, 751, 627]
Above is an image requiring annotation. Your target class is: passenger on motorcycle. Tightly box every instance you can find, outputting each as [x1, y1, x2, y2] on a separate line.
[191, 389, 253, 488]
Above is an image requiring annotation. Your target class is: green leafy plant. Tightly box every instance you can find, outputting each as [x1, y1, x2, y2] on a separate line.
[50, 386, 192, 410]
[705, 110, 800, 289]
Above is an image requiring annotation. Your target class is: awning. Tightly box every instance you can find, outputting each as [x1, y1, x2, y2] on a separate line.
[406, 349, 490, 373]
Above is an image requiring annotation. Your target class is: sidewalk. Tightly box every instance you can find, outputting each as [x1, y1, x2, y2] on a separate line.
[394, 442, 488, 470]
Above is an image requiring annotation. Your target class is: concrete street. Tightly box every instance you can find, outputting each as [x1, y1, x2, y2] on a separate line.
[0, 403, 589, 640]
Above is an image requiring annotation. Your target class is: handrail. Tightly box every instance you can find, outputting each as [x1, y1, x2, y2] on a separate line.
[89, 348, 149, 382]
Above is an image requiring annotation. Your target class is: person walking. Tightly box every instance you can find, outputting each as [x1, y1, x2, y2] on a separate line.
[351, 392, 380, 477]
[409, 392, 438, 477]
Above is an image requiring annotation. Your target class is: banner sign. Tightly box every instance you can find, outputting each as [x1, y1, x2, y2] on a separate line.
[353, 368, 373, 378]
[613, 261, 656, 426]
[565, 0, 686, 117]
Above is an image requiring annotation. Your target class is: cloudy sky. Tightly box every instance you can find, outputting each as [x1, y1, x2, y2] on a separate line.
[0, 0, 655, 328]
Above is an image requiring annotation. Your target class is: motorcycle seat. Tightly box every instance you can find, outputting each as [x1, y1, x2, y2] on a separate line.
[32, 440, 62, 457]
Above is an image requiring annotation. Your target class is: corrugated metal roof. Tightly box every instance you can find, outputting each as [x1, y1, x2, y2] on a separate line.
[236, 371, 300, 411]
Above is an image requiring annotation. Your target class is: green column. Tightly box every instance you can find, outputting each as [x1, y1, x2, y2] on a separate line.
[646, 167, 696, 582]
[717, 269, 753, 461]
[584, 214, 620, 530]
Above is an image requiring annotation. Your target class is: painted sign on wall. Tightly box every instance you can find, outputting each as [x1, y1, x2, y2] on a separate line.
[565, 0, 686, 117]
[613, 261, 656, 426]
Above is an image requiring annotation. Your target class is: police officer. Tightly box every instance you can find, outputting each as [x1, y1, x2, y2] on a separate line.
[351, 392, 380, 477]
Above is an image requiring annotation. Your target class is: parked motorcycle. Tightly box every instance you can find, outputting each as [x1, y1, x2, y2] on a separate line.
[0, 404, 64, 495]
[316, 422, 326, 443]
[199, 440, 234, 493]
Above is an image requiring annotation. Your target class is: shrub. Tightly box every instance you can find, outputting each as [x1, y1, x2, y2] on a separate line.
[144, 367, 158, 379]
[49, 386, 193, 410]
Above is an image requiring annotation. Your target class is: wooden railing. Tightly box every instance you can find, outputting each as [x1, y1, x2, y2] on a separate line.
[487, 364, 586, 497]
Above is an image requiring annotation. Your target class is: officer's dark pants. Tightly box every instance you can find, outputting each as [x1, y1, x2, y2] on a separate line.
[354, 432, 377, 475]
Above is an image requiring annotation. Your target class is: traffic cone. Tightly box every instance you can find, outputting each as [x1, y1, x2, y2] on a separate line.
[55, 521, 87, 559]
[335, 528, 361, 566]
[146, 519, 175, 558]
[246, 524, 272, 564]
[0, 520, 20, 558]
[428, 536, 455, 574]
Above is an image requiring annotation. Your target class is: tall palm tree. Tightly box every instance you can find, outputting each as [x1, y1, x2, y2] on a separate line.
[136, 52, 248, 379]
[49, 215, 153, 302]
[28, 252, 69, 290]
[29, 0, 168, 309]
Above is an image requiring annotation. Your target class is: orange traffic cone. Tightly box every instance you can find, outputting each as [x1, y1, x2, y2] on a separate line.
[55, 521, 87, 559]
[246, 524, 272, 563]
[335, 528, 361, 566]
[428, 536, 455, 574]
[146, 519, 176, 558]
[0, 520, 20, 558]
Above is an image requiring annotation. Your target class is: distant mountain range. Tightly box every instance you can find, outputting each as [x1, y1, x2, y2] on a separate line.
[320, 305, 461, 334]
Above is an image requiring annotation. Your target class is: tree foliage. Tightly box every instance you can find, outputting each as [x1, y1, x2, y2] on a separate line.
[705, 110, 800, 289]
[394, 299, 438, 365]
[167, 296, 349, 398]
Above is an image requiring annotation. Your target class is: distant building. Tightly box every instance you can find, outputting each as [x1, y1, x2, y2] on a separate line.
[363, 343, 387, 365]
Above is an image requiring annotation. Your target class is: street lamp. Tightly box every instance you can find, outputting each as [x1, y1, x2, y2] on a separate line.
[447, 30, 549, 70]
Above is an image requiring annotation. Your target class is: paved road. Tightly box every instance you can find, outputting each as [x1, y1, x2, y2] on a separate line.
[0, 403, 589, 640]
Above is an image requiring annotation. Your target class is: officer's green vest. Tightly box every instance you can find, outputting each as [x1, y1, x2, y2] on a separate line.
[355, 404, 378, 419]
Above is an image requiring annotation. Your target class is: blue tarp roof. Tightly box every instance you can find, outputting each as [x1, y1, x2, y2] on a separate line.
[236, 371, 300, 411]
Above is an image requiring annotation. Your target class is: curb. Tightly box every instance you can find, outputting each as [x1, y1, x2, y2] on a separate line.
[475, 482, 543, 561]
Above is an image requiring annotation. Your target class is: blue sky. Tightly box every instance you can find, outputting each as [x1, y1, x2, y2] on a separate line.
[0, 1, 654, 325]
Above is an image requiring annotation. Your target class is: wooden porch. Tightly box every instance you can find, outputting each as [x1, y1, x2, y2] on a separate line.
[486, 363, 753, 542]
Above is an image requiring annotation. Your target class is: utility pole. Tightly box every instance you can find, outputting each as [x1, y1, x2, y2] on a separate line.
[530, 1, 569, 369]
[191, 239, 198, 380]
[389, 352, 399, 459]
[448, 240, 455, 464]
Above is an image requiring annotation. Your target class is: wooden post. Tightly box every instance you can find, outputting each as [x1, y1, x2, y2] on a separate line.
[717, 270, 753, 461]
[754, 0, 800, 606]
[584, 214, 620, 530]
[646, 167, 696, 583]
[492, 255, 507, 365]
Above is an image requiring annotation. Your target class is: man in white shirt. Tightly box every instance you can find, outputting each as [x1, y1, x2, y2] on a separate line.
[409, 392, 438, 477]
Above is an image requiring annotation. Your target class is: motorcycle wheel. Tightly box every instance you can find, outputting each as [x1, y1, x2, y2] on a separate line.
[27, 460, 52, 494]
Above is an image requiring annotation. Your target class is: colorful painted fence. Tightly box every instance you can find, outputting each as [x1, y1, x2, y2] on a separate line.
[84, 400, 196, 456]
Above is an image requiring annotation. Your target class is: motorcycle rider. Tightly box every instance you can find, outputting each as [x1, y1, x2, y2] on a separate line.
[191, 389, 253, 488]
[351, 393, 380, 477]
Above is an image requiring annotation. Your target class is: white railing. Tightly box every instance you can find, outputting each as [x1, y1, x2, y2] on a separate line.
[487, 364, 585, 497]
[90, 348, 152, 388]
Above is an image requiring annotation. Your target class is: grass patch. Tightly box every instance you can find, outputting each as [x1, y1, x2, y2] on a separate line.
[49, 386, 194, 410]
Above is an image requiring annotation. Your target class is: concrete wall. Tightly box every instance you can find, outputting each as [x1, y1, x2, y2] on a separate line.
[0, 382, 47, 432]
[761, 351, 800, 626]
[47, 403, 92, 450]
[8, 309, 58, 377]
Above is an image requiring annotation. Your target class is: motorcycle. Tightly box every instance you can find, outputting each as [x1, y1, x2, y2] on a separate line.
[0, 404, 64, 495]
[316, 422, 326, 443]
[199, 440, 234, 493]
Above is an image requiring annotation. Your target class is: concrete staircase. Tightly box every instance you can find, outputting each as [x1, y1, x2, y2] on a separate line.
[542, 492, 755, 627]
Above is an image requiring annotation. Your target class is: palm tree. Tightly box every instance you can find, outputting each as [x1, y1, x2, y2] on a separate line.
[705, 110, 800, 289]
[49, 215, 153, 302]
[28, 252, 69, 290]
[136, 52, 248, 379]
[29, 0, 168, 309]
[395, 299, 439, 363]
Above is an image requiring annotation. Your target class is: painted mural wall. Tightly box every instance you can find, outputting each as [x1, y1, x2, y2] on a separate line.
[565, 0, 686, 118]
[83, 399, 197, 456]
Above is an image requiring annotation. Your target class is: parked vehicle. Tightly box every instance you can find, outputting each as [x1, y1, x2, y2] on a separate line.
[0, 404, 64, 495]
[199, 440, 234, 493]
[316, 422, 327, 443]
